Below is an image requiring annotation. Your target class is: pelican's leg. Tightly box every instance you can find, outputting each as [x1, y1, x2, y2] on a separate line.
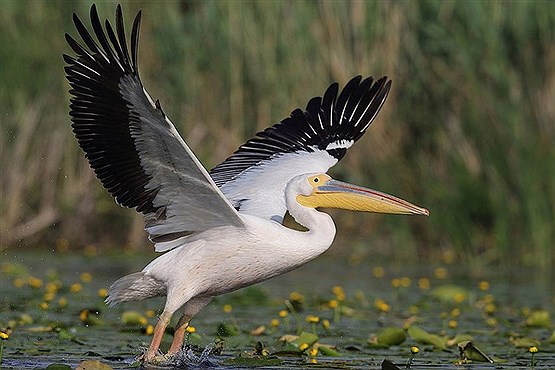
[143, 310, 173, 362]
[168, 297, 212, 355]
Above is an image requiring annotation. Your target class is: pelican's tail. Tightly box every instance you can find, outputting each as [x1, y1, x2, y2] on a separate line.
[106, 272, 166, 307]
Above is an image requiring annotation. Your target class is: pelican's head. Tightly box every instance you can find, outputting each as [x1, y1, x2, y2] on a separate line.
[295, 173, 429, 216]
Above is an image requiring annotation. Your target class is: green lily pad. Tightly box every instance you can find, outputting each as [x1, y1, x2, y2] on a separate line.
[458, 341, 494, 363]
[75, 360, 114, 370]
[376, 327, 407, 346]
[430, 285, 468, 303]
[317, 344, 341, 357]
[525, 310, 551, 328]
[217, 322, 239, 337]
[407, 325, 446, 350]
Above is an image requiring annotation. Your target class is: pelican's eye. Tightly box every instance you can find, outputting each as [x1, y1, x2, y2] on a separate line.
[308, 174, 330, 188]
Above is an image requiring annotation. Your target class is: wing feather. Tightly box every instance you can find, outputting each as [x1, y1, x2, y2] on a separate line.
[210, 76, 391, 222]
[65, 5, 244, 249]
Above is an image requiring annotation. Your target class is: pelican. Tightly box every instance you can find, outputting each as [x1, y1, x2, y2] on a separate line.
[64, 4, 429, 362]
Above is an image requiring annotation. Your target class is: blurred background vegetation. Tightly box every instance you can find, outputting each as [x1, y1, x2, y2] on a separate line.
[1, 0, 553, 271]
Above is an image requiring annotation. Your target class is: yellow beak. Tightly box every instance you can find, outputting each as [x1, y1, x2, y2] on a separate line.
[297, 175, 429, 216]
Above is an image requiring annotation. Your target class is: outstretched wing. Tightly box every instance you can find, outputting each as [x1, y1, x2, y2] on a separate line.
[210, 76, 392, 222]
[64, 5, 244, 251]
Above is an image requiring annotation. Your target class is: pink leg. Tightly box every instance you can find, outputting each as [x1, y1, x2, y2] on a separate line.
[143, 311, 172, 362]
[167, 297, 211, 355]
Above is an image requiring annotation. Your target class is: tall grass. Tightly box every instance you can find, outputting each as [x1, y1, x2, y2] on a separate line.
[1, 1, 553, 269]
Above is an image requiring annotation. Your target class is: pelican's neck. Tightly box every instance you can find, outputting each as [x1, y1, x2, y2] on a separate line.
[285, 188, 337, 256]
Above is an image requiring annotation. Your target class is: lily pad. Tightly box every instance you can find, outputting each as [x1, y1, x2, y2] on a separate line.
[75, 360, 114, 370]
[407, 325, 446, 350]
[430, 285, 468, 303]
[458, 341, 494, 363]
[376, 327, 406, 346]
[525, 310, 551, 328]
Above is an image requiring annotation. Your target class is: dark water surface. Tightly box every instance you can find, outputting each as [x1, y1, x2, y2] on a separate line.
[1, 249, 553, 369]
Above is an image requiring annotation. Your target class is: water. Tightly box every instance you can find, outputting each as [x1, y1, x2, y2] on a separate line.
[1, 249, 553, 369]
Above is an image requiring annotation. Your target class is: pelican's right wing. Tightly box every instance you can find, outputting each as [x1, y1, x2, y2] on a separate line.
[64, 5, 244, 251]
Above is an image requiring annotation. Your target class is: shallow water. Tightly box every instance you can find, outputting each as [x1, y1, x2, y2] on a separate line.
[0, 249, 553, 369]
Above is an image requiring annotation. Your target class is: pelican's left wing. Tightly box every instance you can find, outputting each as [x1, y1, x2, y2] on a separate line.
[210, 76, 391, 223]
[64, 5, 244, 251]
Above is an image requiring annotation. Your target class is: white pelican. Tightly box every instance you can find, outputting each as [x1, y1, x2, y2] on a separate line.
[64, 5, 429, 362]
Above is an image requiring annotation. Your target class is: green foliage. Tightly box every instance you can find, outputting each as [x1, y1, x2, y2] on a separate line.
[1, 1, 553, 269]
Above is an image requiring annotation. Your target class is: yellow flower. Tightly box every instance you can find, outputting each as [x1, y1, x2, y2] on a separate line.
[13, 278, 25, 288]
[39, 302, 49, 310]
[97, 288, 108, 298]
[79, 309, 89, 322]
[0, 331, 9, 340]
[328, 299, 338, 308]
[451, 308, 461, 317]
[271, 318, 280, 327]
[418, 277, 430, 290]
[58, 296, 68, 307]
[374, 298, 390, 313]
[391, 278, 401, 288]
[145, 324, 154, 335]
[478, 280, 490, 291]
[278, 310, 288, 318]
[332, 286, 345, 300]
[43, 291, 56, 302]
[28, 277, 43, 289]
[306, 315, 320, 323]
[80, 272, 92, 283]
[45, 282, 60, 293]
[289, 291, 305, 303]
[309, 347, 318, 357]
[223, 304, 233, 313]
[434, 267, 448, 279]
[485, 317, 497, 327]
[322, 319, 330, 330]
[186, 326, 196, 333]
[372, 266, 385, 278]
[485, 303, 496, 314]
[400, 277, 411, 288]
[70, 283, 82, 294]
[448, 319, 458, 329]
[529, 346, 538, 353]
[411, 346, 419, 354]
[454, 293, 466, 304]
[298, 343, 309, 351]
[145, 310, 156, 318]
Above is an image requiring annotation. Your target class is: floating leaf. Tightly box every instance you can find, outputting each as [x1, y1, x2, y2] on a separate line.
[75, 360, 114, 370]
[458, 341, 494, 363]
[376, 327, 406, 346]
[430, 285, 468, 303]
[316, 343, 341, 357]
[121, 311, 146, 326]
[510, 336, 541, 348]
[217, 322, 239, 337]
[407, 325, 446, 350]
[447, 333, 473, 347]
[525, 310, 551, 328]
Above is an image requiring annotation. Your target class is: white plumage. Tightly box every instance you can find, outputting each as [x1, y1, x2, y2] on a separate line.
[64, 5, 428, 363]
